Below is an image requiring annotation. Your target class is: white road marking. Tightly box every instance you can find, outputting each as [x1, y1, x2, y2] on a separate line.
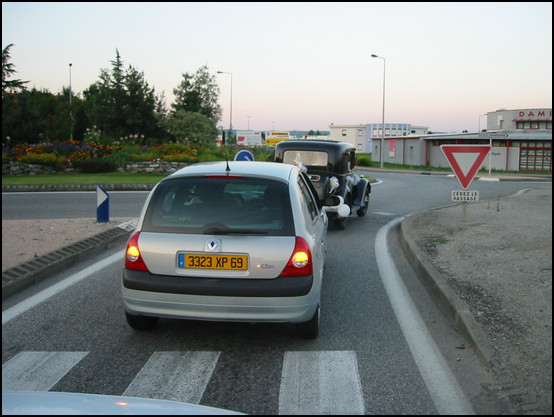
[278, 350, 365, 415]
[2, 250, 124, 325]
[375, 217, 475, 415]
[123, 351, 220, 404]
[2, 351, 88, 391]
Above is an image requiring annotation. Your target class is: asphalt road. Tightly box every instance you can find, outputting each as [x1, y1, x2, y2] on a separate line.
[2, 190, 148, 220]
[2, 172, 548, 414]
[2, 171, 543, 220]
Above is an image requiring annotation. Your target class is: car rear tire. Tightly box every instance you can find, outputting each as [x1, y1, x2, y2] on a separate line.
[125, 312, 159, 330]
[296, 305, 319, 339]
[357, 188, 370, 217]
[334, 216, 348, 230]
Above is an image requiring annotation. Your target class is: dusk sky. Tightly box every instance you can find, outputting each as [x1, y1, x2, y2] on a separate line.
[2, 2, 552, 133]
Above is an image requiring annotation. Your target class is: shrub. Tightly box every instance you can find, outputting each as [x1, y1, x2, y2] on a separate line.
[356, 156, 372, 167]
[159, 143, 191, 153]
[73, 158, 117, 173]
[105, 147, 137, 167]
[17, 152, 63, 167]
[127, 150, 162, 162]
[195, 152, 219, 162]
[162, 153, 198, 163]
[250, 150, 273, 162]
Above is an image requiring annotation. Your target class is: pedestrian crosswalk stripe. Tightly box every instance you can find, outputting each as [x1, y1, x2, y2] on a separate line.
[2, 351, 88, 391]
[3, 350, 368, 414]
[278, 350, 365, 415]
[123, 351, 221, 404]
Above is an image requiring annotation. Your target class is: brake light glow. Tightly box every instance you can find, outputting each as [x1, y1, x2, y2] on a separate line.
[280, 237, 313, 276]
[125, 232, 148, 271]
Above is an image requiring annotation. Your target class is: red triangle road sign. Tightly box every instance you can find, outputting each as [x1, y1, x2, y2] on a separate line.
[440, 145, 491, 190]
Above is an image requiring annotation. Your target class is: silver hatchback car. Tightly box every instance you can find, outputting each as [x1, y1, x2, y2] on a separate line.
[122, 161, 343, 338]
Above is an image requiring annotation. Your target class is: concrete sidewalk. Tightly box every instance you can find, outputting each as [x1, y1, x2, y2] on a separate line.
[2, 218, 137, 299]
[400, 186, 552, 414]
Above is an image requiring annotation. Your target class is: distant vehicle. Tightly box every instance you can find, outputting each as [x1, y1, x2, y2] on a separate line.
[274, 139, 371, 229]
[122, 161, 345, 338]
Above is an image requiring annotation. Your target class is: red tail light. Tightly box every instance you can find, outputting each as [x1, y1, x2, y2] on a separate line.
[125, 232, 148, 271]
[280, 237, 313, 277]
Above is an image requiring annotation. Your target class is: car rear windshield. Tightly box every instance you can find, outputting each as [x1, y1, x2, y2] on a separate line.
[283, 150, 329, 167]
[141, 176, 295, 236]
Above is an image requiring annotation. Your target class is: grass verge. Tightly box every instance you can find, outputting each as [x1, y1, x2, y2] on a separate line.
[2, 172, 169, 186]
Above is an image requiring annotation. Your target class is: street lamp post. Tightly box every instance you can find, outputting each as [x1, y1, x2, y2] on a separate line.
[478, 113, 487, 132]
[217, 71, 232, 143]
[371, 54, 385, 168]
[246, 115, 251, 130]
[69, 63, 73, 141]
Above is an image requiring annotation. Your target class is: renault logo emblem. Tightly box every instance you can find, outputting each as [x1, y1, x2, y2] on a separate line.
[208, 240, 218, 251]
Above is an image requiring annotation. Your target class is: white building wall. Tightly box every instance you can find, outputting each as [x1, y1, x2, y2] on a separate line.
[482, 147, 508, 171]
[330, 122, 428, 154]
[329, 124, 367, 152]
[507, 147, 520, 171]
[431, 145, 451, 169]
[411, 126, 430, 135]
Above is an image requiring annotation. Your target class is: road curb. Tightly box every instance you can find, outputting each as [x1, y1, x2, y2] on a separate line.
[398, 215, 496, 366]
[2, 220, 137, 300]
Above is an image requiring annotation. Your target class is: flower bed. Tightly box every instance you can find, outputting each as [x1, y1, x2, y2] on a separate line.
[2, 139, 275, 175]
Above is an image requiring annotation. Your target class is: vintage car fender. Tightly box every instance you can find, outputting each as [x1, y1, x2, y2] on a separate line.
[330, 174, 370, 212]
[353, 176, 371, 208]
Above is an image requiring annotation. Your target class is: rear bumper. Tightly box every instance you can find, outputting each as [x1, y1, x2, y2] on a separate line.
[123, 268, 313, 297]
[122, 269, 320, 323]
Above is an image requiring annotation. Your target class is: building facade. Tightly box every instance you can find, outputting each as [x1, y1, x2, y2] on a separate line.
[328, 108, 551, 172]
[329, 123, 429, 153]
[423, 130, 552, 172]
[328, 124, 366, 152]
[486, 108, 552, 131]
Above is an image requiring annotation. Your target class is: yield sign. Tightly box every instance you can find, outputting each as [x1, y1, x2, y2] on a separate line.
[440, 145, 491, 190]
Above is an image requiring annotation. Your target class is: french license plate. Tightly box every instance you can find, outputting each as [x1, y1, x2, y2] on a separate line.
[178, 253, 248, 270]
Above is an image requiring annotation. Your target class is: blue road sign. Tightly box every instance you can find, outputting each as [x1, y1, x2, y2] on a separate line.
[234, 150, 254, 161]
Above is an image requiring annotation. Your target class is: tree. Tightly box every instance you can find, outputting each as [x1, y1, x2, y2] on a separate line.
[2, 43, 28, 97]
[162, 110, 218, 147]
[172, 65, 222, 122]
[2, 87, 85, 145]
[123, 65, 164, 140]
[83, 49, 166, 140]
[83, 49, 127, 138]
[28, 88, 66, 142]
[2, 89, 42, 144]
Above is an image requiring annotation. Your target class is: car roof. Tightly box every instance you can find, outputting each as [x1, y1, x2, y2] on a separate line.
[165, 161, 298, 182]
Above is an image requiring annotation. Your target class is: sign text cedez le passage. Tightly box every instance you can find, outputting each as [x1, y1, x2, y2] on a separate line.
[451, 190, 479, 202]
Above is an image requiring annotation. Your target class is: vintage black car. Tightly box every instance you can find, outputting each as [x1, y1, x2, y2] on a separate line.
[274, 139, 371, 229]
